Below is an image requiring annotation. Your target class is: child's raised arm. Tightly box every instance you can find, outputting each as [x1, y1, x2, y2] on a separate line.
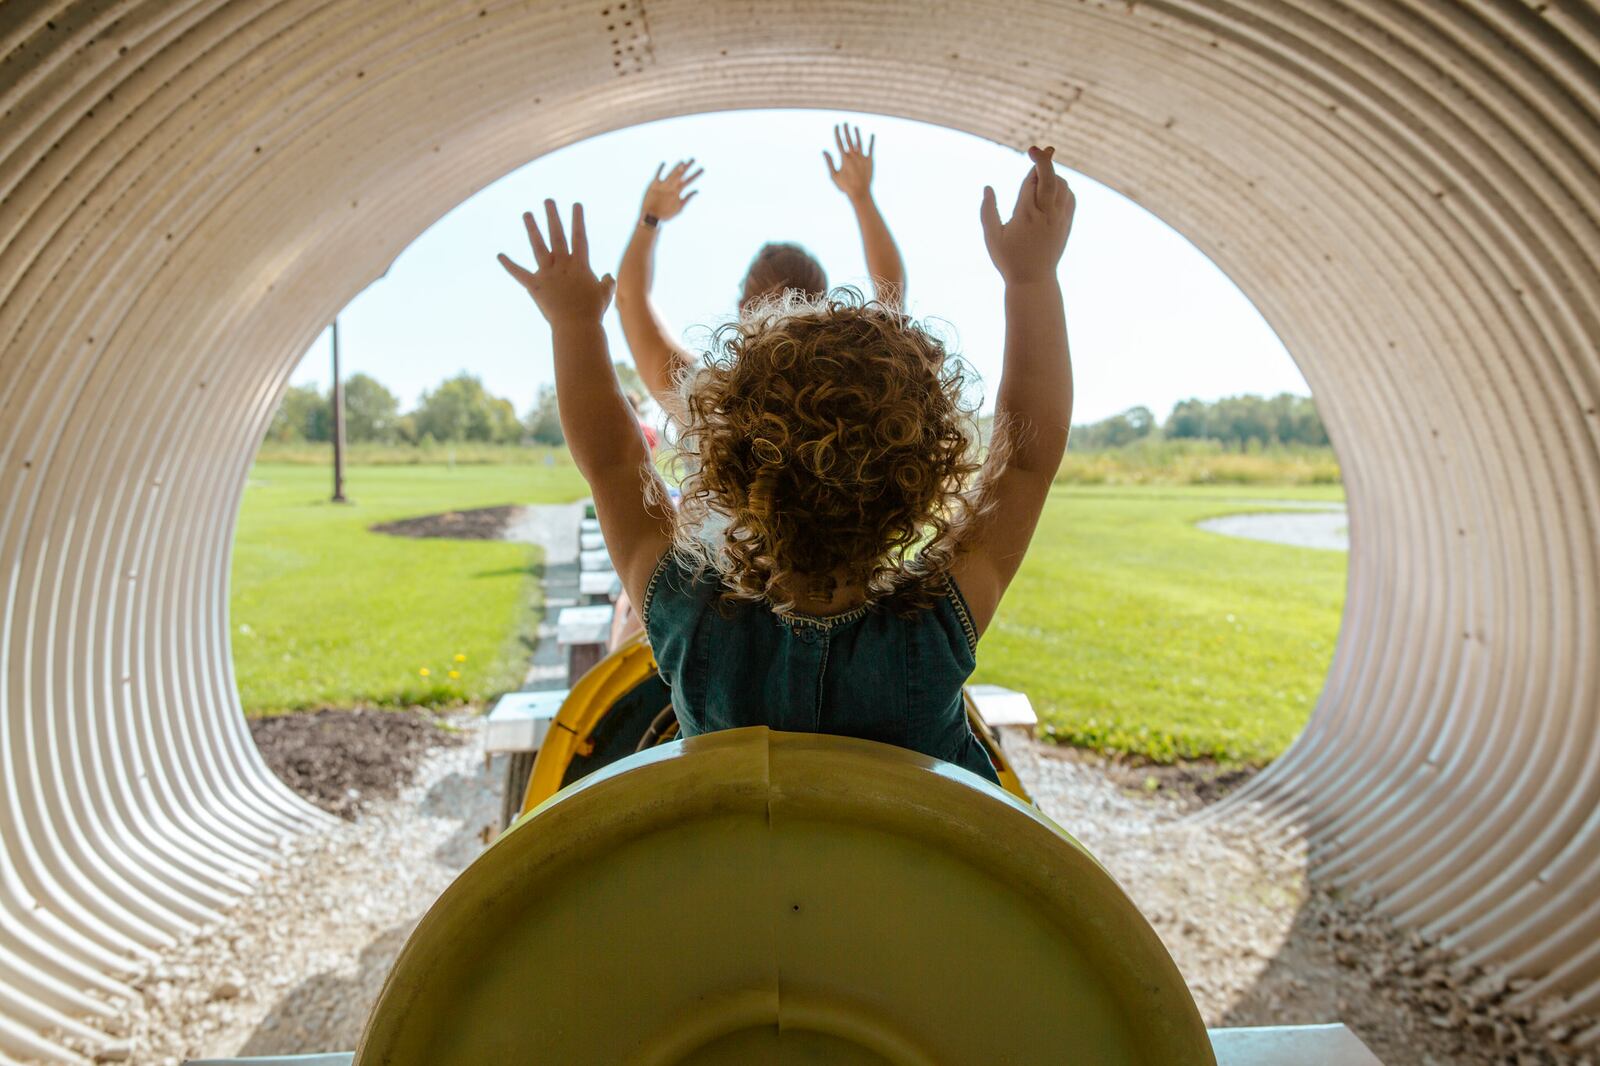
[950, 147, 1076, 635]
[824, 124, 907, 308]
[616, 161, 702, 411]
[499, 200, 674, 608]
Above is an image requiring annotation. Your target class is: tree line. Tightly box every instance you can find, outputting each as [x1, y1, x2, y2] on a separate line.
[271, 374, 1326, 454]
[266, 364, 647, 447]
[1069, 393, 1329, 451]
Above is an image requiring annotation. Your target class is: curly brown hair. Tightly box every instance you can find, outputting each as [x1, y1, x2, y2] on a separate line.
[669, 288, 982, 613]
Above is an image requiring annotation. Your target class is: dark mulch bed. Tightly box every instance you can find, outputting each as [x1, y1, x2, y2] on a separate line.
[249, 708, 465, 820]
[1033, 739, 1259, 810]
[369, 504, 522, 541]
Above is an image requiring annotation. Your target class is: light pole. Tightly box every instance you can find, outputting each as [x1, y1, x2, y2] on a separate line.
[331, 317, 347, 503]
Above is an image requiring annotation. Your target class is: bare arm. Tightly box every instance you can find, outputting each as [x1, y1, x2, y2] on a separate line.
[950, 147, 1076, 635]
[825, 124, 906, 307]
[499, 200, 673, 607]
[616, 160, 702, 408]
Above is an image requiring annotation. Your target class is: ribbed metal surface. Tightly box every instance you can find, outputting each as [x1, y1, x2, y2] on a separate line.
[0, 1, 1595, 1059]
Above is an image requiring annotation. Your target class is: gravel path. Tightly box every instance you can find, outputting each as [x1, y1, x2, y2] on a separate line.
[46, 720, 1587, 1064]
[501, 502, 585, 690]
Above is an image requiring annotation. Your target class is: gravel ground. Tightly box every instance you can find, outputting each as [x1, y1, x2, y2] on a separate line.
[1007, 737, 1590, 1065]
[45, 717, 1590, 1064]
[48, 713, 502, 1065]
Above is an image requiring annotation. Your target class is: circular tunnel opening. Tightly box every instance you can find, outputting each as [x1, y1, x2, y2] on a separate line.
[235, 107, 1345, 779]
[3, 5, 1595, 1062]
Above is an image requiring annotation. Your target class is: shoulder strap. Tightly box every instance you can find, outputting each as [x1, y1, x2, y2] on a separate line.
[942, 575, 980, 655]
[639, 551, 678, 631]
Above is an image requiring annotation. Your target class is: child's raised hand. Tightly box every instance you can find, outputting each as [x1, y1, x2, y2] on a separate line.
[641, 159, 703, 222]
[823, 123, 876, 201]
[979, 146, 1075, 284]
[498, 200, 616, 325]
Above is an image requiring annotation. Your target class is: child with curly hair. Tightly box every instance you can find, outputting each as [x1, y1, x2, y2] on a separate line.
[497, 146, 1074, 785]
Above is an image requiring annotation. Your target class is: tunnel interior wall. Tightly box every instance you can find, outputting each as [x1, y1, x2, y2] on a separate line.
[0, 1, 1596, 1059]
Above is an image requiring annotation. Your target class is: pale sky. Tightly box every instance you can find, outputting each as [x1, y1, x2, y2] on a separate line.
[288, 109, 1308, 425]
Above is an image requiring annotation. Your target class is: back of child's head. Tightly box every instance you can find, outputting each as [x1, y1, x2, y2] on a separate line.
[672, 288, 981, 612]
[739, 243, 828, 310]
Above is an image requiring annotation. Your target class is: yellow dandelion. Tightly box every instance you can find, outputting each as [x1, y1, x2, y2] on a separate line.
[453, 653, 466, 663]
[448, 670, 460, 680]
[418, 667, 430, 677]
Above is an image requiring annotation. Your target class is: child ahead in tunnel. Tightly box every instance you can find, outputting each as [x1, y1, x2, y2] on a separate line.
[497, 146, 1073, 786]
[615, 124, 908, 411]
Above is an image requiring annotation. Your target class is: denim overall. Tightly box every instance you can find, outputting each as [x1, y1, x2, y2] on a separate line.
[642, 553, 1001, 785]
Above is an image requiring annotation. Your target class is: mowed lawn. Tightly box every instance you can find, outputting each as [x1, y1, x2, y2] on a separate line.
[974, 484, 1347, 765]
[231, 462, 587, 713]
[233, 465, 1346, 764]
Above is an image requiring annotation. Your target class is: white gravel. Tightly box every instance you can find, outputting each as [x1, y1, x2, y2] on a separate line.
[41, 721, 1589, 1065]
[1006, 737, 1589, 1065]
[45, 714, 501, 1065]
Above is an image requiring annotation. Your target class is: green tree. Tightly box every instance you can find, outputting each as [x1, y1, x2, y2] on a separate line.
[487, 395, 522, 443]
[1164, 398, 1211, 442]
[1070, 406, 1156, 450]
[525, 384, 564, 446]
[413, 373, 523, 443]
[1161, 393, 1327, 448]
[265, 383, 329, 443]
[341, 373, 401, 443]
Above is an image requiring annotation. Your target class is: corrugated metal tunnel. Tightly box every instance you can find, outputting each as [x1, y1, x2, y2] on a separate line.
[1, 1, 1596, 1060]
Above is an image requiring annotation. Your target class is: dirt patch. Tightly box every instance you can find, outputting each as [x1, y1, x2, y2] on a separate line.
[369, 504, 523, 540]
[1034, 740, 1259, 811]
[249, 708, 466, 820]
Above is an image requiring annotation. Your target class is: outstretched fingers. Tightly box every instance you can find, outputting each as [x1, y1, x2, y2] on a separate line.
[522, 210, 551, 267]
[1028, 145, 1058, 210]
[832, 123, 874, 160]
[570, 202, 588, 262]
[497, 253, 536, 289]
[1013, 166, 1040, 217]
[980, 185, 1003, 255]
[544, 198, 567, 256]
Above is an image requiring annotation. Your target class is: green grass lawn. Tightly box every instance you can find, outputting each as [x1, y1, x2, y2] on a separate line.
[231, 461, 588, 714]
[233, 464, 1345, 765]
[974, 483, 1347, 765]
